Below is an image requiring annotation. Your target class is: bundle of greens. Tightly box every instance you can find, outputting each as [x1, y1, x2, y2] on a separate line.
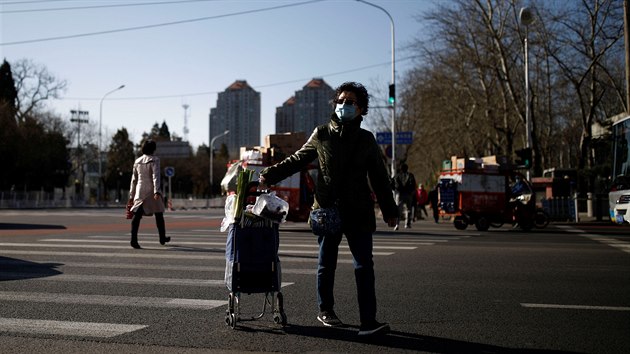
[233, 168, 254, 221]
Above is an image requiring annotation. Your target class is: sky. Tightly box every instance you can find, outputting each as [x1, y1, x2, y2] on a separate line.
[0, 0, 435, 150]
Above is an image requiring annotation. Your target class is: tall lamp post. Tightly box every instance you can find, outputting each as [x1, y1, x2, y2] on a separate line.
[98, 84, 125, 204]
[210, 130, 230, 197]
[357, 0, 396, 176]
[520, 7, 534, 180]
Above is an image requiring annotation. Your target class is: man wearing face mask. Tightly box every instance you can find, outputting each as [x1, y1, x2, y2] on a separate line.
[259, 82, 398, 336]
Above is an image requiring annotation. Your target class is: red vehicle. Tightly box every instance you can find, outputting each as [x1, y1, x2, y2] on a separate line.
[438, 159, 548, 231]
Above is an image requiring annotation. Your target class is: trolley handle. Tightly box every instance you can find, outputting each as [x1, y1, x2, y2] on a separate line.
[245, 181, 270, 197]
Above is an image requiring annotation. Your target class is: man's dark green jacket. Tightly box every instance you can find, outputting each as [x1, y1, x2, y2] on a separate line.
[260, 115, 398, 233]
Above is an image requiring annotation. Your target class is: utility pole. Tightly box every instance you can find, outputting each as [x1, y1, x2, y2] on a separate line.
[71, 109, 89, 202]
[357, 0, 396, 176]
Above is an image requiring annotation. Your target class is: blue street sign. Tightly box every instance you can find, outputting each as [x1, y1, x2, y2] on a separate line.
[376, 131, 413, 145]
[164, 166, 175, 177]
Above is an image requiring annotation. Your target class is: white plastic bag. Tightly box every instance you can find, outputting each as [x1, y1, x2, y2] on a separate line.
[251, 192, 289, 223]
[220, 194, 236, 232]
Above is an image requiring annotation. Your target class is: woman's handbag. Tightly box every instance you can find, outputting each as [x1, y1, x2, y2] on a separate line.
[125, 202, 134, 219]
[309, 207, 342, 237]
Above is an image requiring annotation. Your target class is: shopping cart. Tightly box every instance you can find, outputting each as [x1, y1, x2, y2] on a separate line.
[224, 182, 287, 328]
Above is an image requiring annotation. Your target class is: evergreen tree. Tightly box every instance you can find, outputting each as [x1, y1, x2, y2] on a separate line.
[0, 59, 18, 124]
[0, 59, 19, 189]
[159, 121, 171, 141]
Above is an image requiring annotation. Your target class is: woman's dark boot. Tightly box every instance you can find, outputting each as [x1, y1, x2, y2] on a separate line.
[159, 236, 171, 245]
[131, 235, 141, 249]
[131, 210, 142, 249]
[156, 213, 169, 245]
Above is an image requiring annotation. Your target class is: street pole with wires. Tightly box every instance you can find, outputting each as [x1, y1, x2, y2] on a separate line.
[98, 84, 125, 204]
[357, 0, 396, 176]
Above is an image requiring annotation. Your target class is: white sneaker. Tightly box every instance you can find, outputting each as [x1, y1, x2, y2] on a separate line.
[394, 225, 399, 231]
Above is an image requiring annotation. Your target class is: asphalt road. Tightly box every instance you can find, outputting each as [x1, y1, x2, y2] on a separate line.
[0, 208, 629, 353]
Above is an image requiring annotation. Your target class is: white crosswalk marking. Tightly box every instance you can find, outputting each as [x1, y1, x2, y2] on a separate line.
[0, 243, 397, 255]
[42, 239, 423, 249]
[0, 226, 453, 340]
[0, 318, 147, 338]
[0, 291, 226, 310]
[581, 233, 630, 254]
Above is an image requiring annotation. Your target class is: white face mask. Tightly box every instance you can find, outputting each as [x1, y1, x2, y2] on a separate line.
[335, 103, 356, 122]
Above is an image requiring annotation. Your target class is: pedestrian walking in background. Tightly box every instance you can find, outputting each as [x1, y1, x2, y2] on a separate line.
[259, 82, 397, 337]
[392, 163, 416, 229]
[428, 184, 440, 223]
[414, 183, 429, 221]
[128, 140, 170, 249]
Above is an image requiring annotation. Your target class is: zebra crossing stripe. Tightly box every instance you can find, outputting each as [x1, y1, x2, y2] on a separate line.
[0, 260, 317, 274]
[0, 318, 146, 338]
[0, 243, 396, 256]
[0, 273, 294, 288]
[0, 250, 355, 263]
[0, 291, 227, 310]
[581, 234, 630, 254]
[41, 239, 422, 249]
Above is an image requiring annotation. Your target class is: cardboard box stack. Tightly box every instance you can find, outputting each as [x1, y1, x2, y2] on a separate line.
[444, 155, 506, 172]
[239, 132, 308, 166]
[264, 132, 307, 155]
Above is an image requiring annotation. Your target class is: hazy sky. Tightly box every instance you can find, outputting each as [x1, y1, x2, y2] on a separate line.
[1, 0, 434, 150]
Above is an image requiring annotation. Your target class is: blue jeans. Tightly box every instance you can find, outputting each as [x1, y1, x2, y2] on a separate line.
[317, 230, 376, 324]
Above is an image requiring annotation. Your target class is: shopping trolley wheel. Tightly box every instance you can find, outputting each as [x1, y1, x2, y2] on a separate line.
[274, 292, 287, 325]
[272, 312, 287, 325]
[226, 293, 237, 328]
[224, 313, 231, 326]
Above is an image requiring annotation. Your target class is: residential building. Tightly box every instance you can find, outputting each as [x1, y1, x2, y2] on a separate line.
[275, 96, 295, 133]
[209, 80, 261, 157]
[276, 78, 334, 134]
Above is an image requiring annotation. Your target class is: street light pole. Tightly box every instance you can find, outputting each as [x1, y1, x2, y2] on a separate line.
[357, 0, 396, 176]
[98, 84, 125, 204]
[520, 7, 534, 180]
[210, 130, 230, 197]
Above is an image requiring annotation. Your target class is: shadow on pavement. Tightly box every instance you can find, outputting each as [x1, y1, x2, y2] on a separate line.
[0, 223, 66, 230]
[0, 257, 63, 281]
[283, 325, 579, 353]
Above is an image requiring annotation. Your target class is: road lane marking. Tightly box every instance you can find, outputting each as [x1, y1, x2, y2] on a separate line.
[554, 225, 585, 233]
[41, 239, 421, 249]
[0, 273, 294, 288]
[553, 228, 630, 255]
[0, 291, 227, 310]
[0, 250, 353, 263]
[581, 234, 630, 254]
[0, 259, 317, 274]
[0, 243, 397, 256]
[0, 318, 146, 338]
[521, 303, 630, 311]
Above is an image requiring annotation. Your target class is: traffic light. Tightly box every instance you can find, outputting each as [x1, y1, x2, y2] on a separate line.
[388, 84, 395, 105]
[515, 147, 532, 168]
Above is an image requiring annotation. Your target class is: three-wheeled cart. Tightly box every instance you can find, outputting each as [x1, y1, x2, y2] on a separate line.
[438, 160, 547, 231]
[224, 184, 287, 329]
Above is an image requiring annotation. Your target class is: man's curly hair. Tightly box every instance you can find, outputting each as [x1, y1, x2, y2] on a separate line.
[334, 82, 369, 116]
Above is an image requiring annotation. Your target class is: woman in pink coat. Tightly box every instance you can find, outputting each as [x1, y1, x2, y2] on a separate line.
[128, 140, 170, 249]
